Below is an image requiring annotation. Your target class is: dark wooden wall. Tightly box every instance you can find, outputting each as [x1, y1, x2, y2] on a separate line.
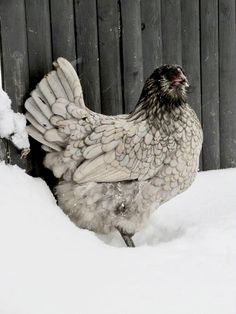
[0, 0, 236, 172]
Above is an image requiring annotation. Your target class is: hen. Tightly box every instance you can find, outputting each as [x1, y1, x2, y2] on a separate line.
[25, 58, 203, 247]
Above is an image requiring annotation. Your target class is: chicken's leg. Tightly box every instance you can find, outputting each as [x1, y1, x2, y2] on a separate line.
[117, 228, 135, 247]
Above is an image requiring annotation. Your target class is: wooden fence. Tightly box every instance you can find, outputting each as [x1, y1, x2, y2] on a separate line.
[0, 0, 236, 173]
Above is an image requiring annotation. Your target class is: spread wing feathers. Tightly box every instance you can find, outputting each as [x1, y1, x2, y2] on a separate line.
[25, 57, 85, 152]
[73, 151, 131, 183]
[72, 122, 166, 183]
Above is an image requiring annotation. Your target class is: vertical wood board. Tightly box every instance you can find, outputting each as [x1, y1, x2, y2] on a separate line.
[74, 0, 101, 112]
[161, 0, 182, 64]
[200, 0, 220, 170]
[25, 0, 52, 90]
[50, 0, 77, 62]
[97, 0, 123, 115]
[0, 0, 30, 169]
[181, 0, 202, 169]
[219, 0, 236, 168]
[120, 0, 143, 113]
[141, 0, 162, 80]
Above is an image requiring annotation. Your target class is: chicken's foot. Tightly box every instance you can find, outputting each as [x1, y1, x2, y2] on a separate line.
[117, 228, 135, 247]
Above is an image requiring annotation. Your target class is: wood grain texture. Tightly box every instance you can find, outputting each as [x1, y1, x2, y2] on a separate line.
[0, 139, 7, 162]
[0, 0, 236, 171]
[0, 0, 29, 111]
[0, 0, 30, 169]
[74, 0, 101, 112]
[0, 26, 2, 89]
[97, 0, 123, 115]
[25, 0, 53, 174]
[161, 0, 182, 64]
[219, 0, 236, 168]
[181, 0, 201, 119]
[50, 0, 76, 62]
[141, 0, 162, 81]
[25, 0, 52, 90]
[200, 0, 220, 170]
[181, 0, 202, 169]
[0, 22, 6, 162]
[120, 0, 143, 113]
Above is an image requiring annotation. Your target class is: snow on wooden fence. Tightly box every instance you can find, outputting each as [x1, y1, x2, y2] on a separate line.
[0, 0, 236, 172]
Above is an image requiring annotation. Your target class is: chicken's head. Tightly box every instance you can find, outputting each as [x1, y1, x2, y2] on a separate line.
[129, 65, 190, 120]
[152, 65, 189, 100]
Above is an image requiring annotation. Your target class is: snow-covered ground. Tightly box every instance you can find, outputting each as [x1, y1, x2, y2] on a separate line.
[0, 162, 235, 314]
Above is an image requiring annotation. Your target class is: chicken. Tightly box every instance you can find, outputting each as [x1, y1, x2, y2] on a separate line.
[25, 58, 203, 247]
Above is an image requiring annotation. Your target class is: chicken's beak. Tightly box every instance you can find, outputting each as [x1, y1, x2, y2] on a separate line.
[172, 73, 189, 87]
[180, 73, 189, 87]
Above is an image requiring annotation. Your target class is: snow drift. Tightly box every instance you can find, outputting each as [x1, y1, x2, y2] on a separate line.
[0, 163, 235, 314]
[0, 87, 29, 151]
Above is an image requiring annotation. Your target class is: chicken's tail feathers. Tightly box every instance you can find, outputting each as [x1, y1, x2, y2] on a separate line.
[24, 57, 85, 152]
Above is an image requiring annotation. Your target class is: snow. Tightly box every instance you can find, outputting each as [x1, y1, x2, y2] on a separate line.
[0, 87, 30, 150]
[0, 162, 235, 314]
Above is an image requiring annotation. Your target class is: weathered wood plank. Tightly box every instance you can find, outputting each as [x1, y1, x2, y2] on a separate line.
[181, 0, 202, 169]
[97, 0, 123, 115]
[141, 0, 162, 80]
[25, 0, 53, 175]
[25, 0, 52, 90]
[0, 1, 29, 111]
[0, 0, 30, 169]
[0, 0, 235, 173]
[0, 25, 6, 162]
[0, 139, 7, 162]
[50, 0, 76, 62]
[120, 0, 143, 113]
[161, 0, 182, 64]
[219, 0, 236, 168]
[0, 30, 2, 89]
[181, 0, 201, 119]
[74, 0, 101, 112]
[200, 0, 220, 170]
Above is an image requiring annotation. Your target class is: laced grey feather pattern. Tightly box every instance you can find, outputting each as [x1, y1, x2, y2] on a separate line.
[25, 59, 203, 238]
[25, 58, 168, 183]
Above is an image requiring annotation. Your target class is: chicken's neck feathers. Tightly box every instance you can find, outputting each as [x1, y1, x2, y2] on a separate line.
[128, 93, 189, 136]
[128, 76, 188, 122]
